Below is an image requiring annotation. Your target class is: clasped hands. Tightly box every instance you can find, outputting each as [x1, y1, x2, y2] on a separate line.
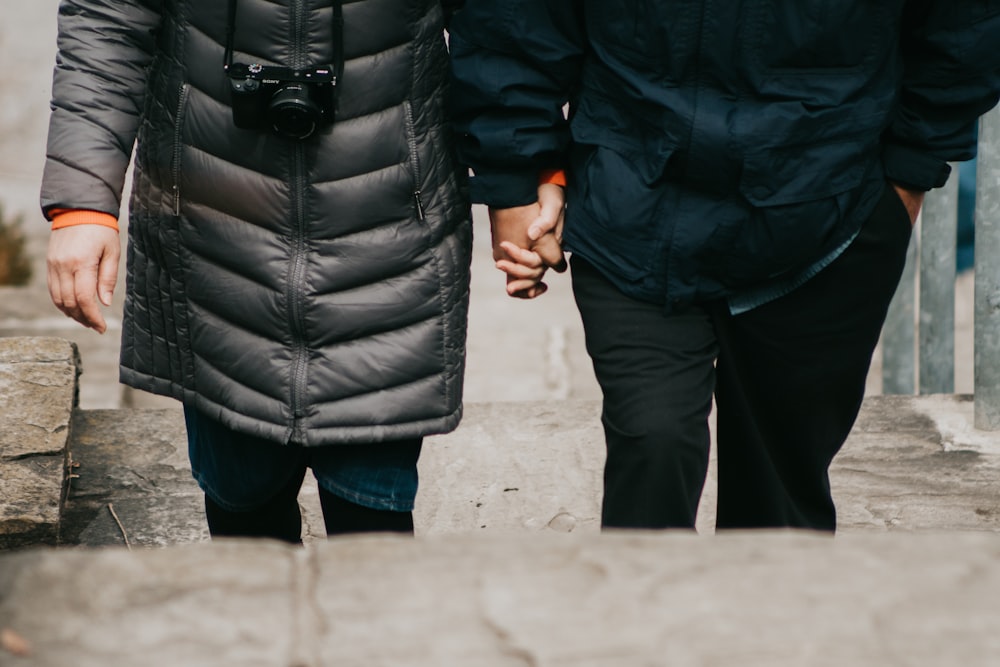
[489, 182, 567, 299]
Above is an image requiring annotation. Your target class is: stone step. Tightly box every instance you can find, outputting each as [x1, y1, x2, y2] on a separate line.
[55, 393, 1000, 549]
[3, 336, 1000, 550]
[2, 531, 1000, 666]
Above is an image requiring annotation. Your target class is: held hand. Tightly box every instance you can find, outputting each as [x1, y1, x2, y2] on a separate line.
[528, 183, 567, 273]
[891, 183, 925, 226]
[488, 183, 567, 299]
[490, 205, 548, 298]
[47, 225, 120, 333]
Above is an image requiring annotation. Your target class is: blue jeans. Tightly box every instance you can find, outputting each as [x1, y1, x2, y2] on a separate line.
[957, 157, 976, 272]
[184, 406, 422, 513]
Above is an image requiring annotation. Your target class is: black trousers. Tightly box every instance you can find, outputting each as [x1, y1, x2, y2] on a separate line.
[572, 186, 913, 531]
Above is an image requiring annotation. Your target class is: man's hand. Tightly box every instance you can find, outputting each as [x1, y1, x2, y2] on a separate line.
[489, 183, 566, 299]
[47, 225, 120, 333]
[891, 183, 925, 226]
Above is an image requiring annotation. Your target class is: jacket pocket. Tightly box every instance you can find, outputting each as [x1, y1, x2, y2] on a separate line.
[739, 136, 872, 207]
[571, 89, 675, 187]
[170, 84, 191, 217]
[403, 100, 427, 222]
[568, 141, 673, 282]
[743, 1, 890, 75]
[697, 136, 876, 287]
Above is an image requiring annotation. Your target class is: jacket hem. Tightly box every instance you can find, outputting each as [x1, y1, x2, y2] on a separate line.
[119, 367, 464, 446]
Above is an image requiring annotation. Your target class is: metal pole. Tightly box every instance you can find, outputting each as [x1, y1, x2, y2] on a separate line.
[975, 107, 1000, 429]
[918, 171, 957, 394]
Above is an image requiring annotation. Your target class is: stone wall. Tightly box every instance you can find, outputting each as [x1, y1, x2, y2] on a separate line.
[0, 337, 76, 548]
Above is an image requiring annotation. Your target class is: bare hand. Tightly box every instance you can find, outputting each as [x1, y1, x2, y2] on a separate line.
[488, 183, 566, 299]
[891, 183, 925, 225]
[47, 225, 120, 333]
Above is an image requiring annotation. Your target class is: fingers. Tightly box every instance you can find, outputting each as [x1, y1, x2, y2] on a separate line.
[47, 226, 119, 333]
[526, 184, 567, 271]
[489, 194, 565, 299]
[527, 183, 565, 241]
[51, 264, 106, 333]
[532, 233, 567, 273]
[496, 241, 548, 299]
[507, 281, 548, 299]
[97, 243, 120, 307]
[497, 240, 543, 269]
[504, 269, 548, 299]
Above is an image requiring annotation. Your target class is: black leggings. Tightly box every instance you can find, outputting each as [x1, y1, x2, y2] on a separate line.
[204, 468, 414, 543]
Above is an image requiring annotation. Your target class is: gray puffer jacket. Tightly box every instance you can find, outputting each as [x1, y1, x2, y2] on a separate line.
[41, 0, 473, 446]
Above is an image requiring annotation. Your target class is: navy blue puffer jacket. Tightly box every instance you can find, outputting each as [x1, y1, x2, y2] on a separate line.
[450, 0, 1000, 306]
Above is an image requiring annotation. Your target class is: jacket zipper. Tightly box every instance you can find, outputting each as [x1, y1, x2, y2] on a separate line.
[289, 143, 308, 434]
[403, 101, 426, 221]
[288, 0, 308, 439]
[171, 84, 190, 216]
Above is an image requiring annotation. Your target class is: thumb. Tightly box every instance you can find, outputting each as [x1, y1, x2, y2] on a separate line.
[528, 183, 565, 240]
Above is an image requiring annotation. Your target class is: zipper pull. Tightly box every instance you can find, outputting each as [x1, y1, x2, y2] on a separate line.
[414, 190, 426, 221]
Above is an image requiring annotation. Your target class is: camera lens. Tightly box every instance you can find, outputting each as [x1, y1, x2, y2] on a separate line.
[268, 84, 321, 139]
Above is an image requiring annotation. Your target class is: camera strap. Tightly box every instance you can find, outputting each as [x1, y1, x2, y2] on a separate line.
[223, 0, 345, 86]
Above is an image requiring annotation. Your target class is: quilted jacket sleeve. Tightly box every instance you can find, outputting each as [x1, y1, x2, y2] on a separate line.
[883, 0, 1000, 191]
[40, 0, 163, 220]
[448, 0, 584, 208]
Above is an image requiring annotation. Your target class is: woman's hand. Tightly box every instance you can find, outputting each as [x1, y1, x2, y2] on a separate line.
[47, 225, 120, 333]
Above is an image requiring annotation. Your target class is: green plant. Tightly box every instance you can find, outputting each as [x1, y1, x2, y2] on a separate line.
[0, 204, 32, 286]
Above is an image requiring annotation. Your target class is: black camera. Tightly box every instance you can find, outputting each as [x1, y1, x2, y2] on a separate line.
[226, 62, 336, 140]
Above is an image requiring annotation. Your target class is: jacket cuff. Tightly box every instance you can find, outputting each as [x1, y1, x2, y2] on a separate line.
[539, 168, 567, 187]
[469, 169, 542, 208]
[882, 144, 953, 191]
[49, 209, 119, 232]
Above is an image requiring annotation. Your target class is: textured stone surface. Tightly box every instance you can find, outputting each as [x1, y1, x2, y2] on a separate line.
[0, 287, 128, 410]
[2, 531, 1000, 666]
[0, 337, 76, 548]
[834, 394, 1000, 531]
[0, 539, 298, 667]
[417, 401, 607, 535]
[38, 392, 1000, 551]
[0, 336, 78, 457]
[59, 409, 208, 548]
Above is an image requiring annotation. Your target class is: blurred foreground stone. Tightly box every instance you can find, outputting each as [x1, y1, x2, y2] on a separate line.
[2, 531, 999, 666]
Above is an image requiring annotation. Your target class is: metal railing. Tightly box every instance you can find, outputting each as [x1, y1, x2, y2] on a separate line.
[882, 106, 1000, 430]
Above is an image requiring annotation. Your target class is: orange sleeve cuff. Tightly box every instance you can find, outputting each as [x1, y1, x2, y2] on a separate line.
[539, 169, 567, 188]
[50, 209, 119, 232]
